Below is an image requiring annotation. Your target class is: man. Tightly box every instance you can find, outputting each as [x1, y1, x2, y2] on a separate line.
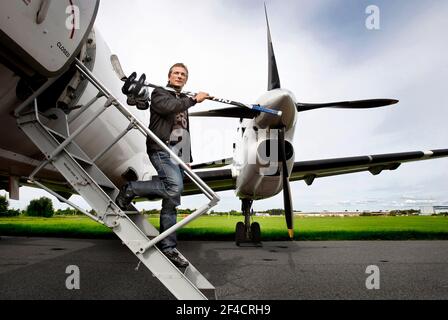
[116, 63, 209, 267]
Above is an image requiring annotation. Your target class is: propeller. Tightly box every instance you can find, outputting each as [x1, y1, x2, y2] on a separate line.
[265, 4, 292, 238]
[265, 3, 281, 91]
[278, 127, 294, 240]
[296, 99, 398, 112]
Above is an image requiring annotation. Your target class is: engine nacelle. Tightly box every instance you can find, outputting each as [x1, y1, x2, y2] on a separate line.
[234, 128, 295, 200]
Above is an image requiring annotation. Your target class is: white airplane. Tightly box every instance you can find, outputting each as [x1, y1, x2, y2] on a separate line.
[1, 1, 447, 246]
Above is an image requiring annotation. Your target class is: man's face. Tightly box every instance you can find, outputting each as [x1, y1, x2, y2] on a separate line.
[168, 66, 188, 89]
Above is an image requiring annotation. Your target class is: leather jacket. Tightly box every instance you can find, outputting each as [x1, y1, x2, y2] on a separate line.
[146, 86, 196, 161]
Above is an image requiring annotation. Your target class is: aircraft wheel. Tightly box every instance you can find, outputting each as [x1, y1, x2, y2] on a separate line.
[235, 222, 245, 246]
[251, 222, 261, 243]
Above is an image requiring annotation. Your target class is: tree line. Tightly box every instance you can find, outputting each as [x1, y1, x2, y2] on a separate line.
[0, 195, 82, 217]
[0, 196, 282, 218]
[3, 195, 442, 218]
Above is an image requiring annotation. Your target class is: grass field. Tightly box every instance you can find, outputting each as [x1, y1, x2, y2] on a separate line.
[1, 215, 448, 240]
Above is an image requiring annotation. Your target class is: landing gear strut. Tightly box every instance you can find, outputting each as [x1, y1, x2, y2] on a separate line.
[235, 199, 262, 246]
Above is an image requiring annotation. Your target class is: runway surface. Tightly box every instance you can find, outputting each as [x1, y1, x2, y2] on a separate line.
[0, 236, 447, 300]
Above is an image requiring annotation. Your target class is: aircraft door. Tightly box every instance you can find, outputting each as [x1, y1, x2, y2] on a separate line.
[0, 0, 100, 77]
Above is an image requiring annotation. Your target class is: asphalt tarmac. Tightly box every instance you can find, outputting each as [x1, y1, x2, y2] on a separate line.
[0, 236, 447, 300]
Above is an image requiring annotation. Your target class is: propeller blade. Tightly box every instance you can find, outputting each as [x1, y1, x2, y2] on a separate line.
[296, 99, 398, 112]
[278, 127, 294, 239]
[265, 4, 281, 90]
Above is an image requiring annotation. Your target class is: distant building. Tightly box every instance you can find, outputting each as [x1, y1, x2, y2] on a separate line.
[296, 211, 361, 217]
[420, 206, 448, 215]
[255, 212, 270, 217]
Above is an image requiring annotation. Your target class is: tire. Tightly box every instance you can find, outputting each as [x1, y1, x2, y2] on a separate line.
[251, 222, 261, 243]
[235, 222, 245, 246]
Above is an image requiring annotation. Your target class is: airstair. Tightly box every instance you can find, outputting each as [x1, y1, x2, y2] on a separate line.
[14, 59, 220, 300]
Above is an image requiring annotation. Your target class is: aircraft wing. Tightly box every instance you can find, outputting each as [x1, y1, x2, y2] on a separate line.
[183, 168, 234, 196]
[5, 149, 447, 200]
[290, 149, 448, 185]
[190, 158, 233, 170]
[174, 149, 448, 196]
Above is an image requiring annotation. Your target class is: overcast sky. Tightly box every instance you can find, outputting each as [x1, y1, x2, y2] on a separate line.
[4, 0, 448, 212]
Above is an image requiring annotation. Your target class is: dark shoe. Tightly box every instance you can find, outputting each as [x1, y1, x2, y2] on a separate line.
[163, 250, 189, 268]
[115, 183, 134, 210]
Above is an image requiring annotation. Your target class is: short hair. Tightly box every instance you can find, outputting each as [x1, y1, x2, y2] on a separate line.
[168, 63, 189, 79]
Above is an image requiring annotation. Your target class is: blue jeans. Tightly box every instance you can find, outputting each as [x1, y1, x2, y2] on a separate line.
[129, 151, 183, 251]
